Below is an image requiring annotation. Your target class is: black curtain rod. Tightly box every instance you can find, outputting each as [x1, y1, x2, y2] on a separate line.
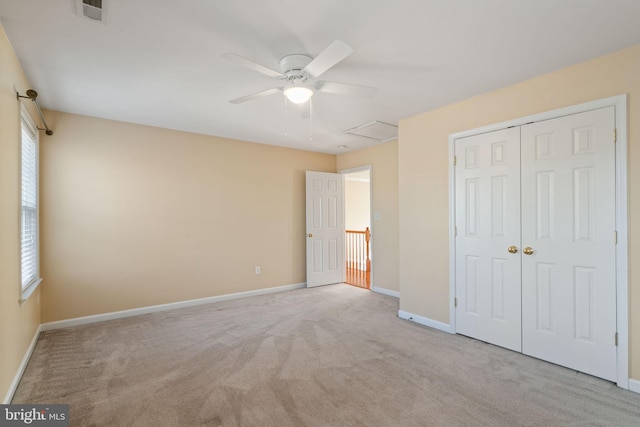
[17, 89, 53, 136]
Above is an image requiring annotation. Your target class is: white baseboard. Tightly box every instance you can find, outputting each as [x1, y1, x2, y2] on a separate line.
[41, 282, 306, 331]
[629, 379, 640, 394]
[372, 287, 399, 298]
[398, 310, 455, 334]
[3, 325, 41, 404]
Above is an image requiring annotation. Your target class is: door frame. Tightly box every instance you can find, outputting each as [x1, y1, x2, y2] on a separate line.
[448, 95, 629, 389]
[340, 165, 374, 289]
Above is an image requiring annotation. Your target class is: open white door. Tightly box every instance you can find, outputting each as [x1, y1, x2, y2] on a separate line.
[306, 171, 344, 287]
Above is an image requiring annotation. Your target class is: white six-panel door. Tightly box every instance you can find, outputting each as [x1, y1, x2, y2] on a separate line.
[306, 171, 344, 287]
[521, 107, 617, 381]
[455, 127, 522, 352]
[455, 107, 617, 381]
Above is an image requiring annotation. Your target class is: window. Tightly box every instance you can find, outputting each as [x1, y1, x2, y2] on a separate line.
[20, 105, 41, 301]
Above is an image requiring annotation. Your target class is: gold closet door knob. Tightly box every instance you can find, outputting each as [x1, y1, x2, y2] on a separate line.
[308, 233, 313, 238]
[523, 247, 534, 255]
[508, 245, 518, 254]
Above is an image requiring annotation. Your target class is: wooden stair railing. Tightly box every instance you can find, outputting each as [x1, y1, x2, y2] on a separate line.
[345, 227, 371, 289]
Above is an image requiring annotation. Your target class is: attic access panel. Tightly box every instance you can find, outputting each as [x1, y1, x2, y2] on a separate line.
[344, 121, 398, 142]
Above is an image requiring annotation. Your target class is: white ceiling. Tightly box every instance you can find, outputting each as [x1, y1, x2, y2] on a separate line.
[2, 1, 640, 154]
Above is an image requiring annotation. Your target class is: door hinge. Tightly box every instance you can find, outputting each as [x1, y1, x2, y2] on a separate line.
[615, 332, 619, 346]
[614, 231, 618, 244]
[454, 297, 458, 308]
[453, 155, 457, 166]
[613, 128, 617, 143]
[454, 226, 458, 237]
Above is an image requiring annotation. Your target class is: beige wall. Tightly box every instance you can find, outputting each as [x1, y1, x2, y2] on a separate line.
[398, 45, 640, 380]
[345, 179, 370, 231]
[337, 141, 399, 292]
[40, 111, 335, 322]
[0, 25, 41, 402]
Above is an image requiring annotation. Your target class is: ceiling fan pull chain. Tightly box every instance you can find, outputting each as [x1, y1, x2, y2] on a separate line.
[284, 95, 288, 137]
[309, 98, 313, 142]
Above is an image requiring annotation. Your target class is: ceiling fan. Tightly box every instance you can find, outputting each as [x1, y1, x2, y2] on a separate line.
[222, 40, 377, 108]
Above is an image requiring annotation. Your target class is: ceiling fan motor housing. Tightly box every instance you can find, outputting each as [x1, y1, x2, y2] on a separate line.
[280, 54, 312, 82]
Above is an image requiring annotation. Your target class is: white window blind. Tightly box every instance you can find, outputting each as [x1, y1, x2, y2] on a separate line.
[21, 106, 40, 298]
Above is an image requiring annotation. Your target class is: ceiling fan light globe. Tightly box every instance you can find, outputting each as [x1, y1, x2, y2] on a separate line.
[284, 86, 313, 104]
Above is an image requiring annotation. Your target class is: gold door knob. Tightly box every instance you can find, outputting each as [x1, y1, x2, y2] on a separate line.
[507, 245, 518, 254]
[308, 233, 313, 238]
[523, 247, 534, 255]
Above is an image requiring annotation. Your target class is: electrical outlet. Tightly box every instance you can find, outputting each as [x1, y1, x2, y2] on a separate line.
[255, 266, 261, 275]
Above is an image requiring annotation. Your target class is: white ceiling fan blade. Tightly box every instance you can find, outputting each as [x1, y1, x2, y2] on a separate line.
[221, 52, 284, 79]
[229, 87, 282, 104]
[303, 40, 354, 78]
[315, 81, 377, 97]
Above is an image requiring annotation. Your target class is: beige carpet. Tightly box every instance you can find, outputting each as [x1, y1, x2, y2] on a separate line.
[13, 284, 640, 426]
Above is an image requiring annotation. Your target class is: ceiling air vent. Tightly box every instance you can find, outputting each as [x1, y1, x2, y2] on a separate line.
[76, 0, 107, 23]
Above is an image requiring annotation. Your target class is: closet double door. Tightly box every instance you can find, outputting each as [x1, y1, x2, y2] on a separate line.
[455, 107, 617, 382]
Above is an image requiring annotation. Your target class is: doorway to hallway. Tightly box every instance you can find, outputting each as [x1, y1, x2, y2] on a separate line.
[343, 168, 371, 289]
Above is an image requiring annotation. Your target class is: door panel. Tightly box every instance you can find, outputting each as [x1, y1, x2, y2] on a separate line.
[306, 171, 344, 287]
[455, 127, 522, 352]
[521, 107, 616, 381]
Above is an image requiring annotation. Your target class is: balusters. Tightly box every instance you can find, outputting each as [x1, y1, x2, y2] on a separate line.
[345, 227, 371, 289]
